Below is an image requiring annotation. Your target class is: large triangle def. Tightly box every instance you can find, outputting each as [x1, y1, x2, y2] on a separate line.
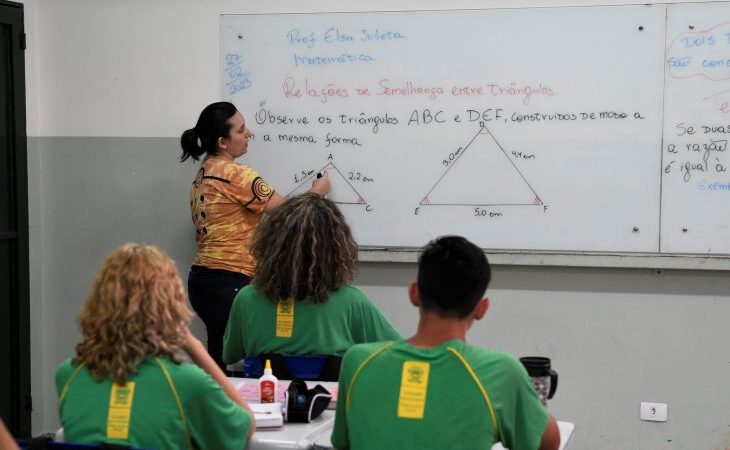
[420, 126, 542, 206]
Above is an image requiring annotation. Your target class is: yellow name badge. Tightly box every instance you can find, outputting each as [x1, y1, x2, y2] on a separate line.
[276, 300, 295, 337]
[106, 382, 136, 439]
[397, 361, 430, 419]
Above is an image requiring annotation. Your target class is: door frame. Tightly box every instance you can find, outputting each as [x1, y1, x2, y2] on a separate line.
[0, 0, 30, 438]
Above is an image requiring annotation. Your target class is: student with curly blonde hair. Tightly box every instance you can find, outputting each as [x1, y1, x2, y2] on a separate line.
[56, 243, 254, 450]
[222, 193, 400, 378]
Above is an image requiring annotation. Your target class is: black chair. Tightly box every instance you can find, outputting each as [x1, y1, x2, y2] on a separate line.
[21, 436, 145, 450]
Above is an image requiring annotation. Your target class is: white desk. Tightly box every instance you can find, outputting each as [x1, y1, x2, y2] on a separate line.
[249, 411, 335, 450]
[230, 377, 338, 450]
[54, 414, 336, 450]
[311, 421, 575, 450]
[491, 421, 576, 450]
[231, 377, 575, 450]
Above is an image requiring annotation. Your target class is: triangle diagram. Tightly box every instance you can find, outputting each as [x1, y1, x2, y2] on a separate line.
[420, 126, 543, 206]
[286, 162, 368, 205]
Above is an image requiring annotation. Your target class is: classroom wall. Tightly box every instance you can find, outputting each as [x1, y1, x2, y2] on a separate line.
[20, 1, 730, 449]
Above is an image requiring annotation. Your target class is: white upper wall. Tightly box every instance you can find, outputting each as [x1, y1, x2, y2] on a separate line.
[24, 0, 706, 137]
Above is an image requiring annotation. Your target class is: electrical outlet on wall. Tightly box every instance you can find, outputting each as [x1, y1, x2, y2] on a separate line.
[640, 402, 668, 422]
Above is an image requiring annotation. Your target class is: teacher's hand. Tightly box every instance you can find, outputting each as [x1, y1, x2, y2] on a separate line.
[311, 169, 331, 196]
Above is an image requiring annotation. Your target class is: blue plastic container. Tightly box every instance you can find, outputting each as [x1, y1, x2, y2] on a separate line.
[286, 355, 327, 379]
[243, 357, 264, 377]
[243, 355, 327, 379]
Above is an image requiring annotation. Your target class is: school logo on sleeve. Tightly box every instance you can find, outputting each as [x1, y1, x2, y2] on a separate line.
[107, 382, 136, 439]
[397, 361, 430, 419]
[252, 176, 273, 199]
[276, 299, 295, 337]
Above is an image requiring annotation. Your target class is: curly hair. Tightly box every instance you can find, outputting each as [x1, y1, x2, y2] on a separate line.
[252, 192, 358, 303]
[73, 243, 192, 384]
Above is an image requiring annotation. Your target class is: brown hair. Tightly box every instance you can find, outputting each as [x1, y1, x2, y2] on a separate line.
[252, 193, 358, 303]
[73, 243, 192, 384]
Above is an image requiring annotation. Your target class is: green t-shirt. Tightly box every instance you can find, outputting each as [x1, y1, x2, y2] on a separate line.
[222, 284, 401, 364]
[56, 356, 251, 450]
[331, 340, 549, 450]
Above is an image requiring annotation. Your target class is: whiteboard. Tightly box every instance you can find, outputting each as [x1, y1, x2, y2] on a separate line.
[663, 2, 730, 254]
[219, 5, 727, 255]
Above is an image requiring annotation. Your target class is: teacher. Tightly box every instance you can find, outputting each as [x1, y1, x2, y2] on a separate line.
[180, 101, 330, 371]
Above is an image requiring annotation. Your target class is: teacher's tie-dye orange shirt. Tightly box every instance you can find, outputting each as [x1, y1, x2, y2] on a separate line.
[189, 155, 274, 276]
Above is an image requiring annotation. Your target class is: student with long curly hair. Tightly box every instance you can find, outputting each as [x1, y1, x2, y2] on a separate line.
[56, 243, 254, 450]
[222, 193, 400, 378]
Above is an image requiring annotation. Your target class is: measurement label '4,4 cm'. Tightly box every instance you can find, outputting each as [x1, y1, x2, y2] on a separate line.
[348, 172, 374, 182]
[474, 208, 503, 218]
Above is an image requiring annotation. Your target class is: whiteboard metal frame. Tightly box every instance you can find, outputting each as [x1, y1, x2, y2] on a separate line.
[359, 247, 730, 270]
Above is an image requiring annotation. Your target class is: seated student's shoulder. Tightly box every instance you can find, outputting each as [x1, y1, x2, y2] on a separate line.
[335, 285, 379, 308]
[230, 284, 271, 312]
[335, 284, 367, 299]
[55, 357, 77, 389]
[56, 357, 74, 377]
[156, 358, 225, 397]
[457, 343, 528, 381]
[235, 284, 263, 302]
[342, 341, 396, 369]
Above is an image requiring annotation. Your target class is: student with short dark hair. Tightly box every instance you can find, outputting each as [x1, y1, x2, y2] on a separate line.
[332, 236, 560, 450]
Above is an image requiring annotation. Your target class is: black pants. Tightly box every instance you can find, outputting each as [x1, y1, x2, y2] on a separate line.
[188, 265, 251, 373]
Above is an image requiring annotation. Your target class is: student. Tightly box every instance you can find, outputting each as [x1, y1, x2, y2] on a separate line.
[332, 236, 560, 450]
[56, 243, 254, 450]
[222, 193, 401, 377]
[0, 419, 19, 450]
[180, 101, 330, 371]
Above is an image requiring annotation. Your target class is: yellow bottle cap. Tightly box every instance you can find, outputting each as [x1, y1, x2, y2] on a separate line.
[265, 359, 272, 370]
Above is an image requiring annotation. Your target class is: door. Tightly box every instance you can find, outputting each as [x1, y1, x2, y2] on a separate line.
[0, 0, 30, 438]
